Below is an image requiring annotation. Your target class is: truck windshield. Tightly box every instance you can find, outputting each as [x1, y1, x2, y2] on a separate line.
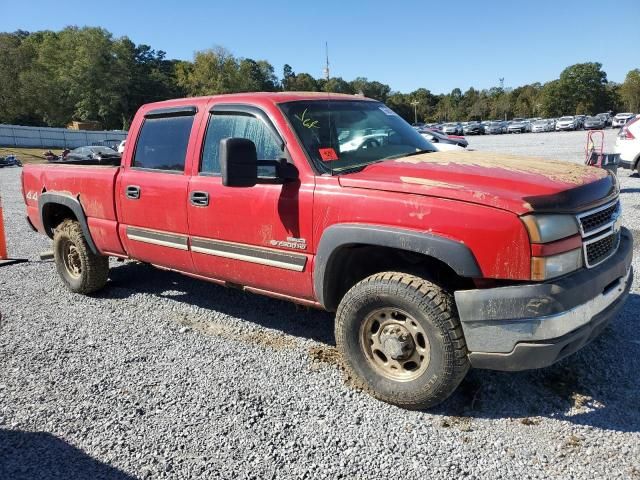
[279, 100, 435, 174]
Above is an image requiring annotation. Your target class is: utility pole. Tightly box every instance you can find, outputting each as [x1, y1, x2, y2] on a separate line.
[410, 100, 419, 125]
[323, 42, 330, 81]
[499, 77, 504, 90]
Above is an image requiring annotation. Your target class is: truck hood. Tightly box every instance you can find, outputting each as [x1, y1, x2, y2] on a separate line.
[338, 150, 616, 215]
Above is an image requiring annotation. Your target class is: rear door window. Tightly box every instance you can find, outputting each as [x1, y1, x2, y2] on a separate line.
[133, 115, 195, 172]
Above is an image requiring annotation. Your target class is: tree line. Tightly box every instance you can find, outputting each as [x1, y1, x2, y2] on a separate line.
[1, 26, 639, 130]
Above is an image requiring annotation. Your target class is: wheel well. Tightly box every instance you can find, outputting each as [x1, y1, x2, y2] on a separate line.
[323, 244, 474, 311]
[42, 203, 77, 238]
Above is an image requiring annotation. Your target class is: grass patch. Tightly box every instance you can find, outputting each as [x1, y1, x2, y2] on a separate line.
[0, 147, 56, 164]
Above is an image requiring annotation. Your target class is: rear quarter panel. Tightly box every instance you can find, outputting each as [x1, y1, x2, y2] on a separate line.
[23, 164, 124, 255]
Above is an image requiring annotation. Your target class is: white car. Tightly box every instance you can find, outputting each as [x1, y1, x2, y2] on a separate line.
[531, 119, 553, 133]
[555, 116, 577, 131]
[117, 140, 126, 154]
[615, 116, 640, 173]
[612, 113, 635, 128]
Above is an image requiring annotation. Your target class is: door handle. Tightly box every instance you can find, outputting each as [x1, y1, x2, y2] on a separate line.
[126, 185, 140, 199]
[190, 191, 209, 207]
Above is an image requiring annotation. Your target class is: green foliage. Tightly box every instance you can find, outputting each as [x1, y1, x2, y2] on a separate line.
[620, 69, 640, 112]
[0, 26, 633, 128]
[556, 62, 609, 114]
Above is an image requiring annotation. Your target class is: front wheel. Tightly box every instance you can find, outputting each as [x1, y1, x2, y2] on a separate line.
[335, 272, 469, 409]
[53, 219, 109, 294]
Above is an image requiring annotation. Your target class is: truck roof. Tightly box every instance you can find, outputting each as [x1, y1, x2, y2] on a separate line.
[142, 91, 376, 110]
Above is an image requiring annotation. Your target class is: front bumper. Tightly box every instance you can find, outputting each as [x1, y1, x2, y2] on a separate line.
[454, 227, 633, 371]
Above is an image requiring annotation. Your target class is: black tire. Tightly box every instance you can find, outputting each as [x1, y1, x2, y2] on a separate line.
[335, 272, 469, 409]
[53, 219, 109, 294]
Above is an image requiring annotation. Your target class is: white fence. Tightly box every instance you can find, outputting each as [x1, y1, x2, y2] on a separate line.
[0, 124, 127, 149]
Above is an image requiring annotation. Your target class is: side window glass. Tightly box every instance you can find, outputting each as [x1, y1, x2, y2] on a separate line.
[201, 113, 281, 175]
[133, 115, 194, 171]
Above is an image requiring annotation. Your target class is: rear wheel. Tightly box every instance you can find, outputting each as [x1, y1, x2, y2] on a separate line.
[335, 272, 469, 409]
[53, 219, 109, 294]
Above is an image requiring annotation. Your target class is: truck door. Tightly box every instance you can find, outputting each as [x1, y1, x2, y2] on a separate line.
[187, 104, 314, 300]
[116, 106, 198, 272]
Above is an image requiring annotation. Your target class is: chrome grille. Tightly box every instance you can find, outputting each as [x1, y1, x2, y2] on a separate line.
[577, 201, 620, 236]
[585, 231, 620, 267]
[576, 199, 621, 268]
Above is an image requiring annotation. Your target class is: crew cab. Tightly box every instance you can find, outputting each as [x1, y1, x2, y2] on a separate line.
[22, 92, 633, 409]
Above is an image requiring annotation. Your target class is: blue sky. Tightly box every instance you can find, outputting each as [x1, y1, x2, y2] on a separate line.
[2, 0, 638, 94]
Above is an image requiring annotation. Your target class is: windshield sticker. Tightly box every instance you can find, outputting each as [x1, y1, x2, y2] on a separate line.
[294, 109, 319, 129]
[379, 106, 398, 116]
[319, 148, 339, 161]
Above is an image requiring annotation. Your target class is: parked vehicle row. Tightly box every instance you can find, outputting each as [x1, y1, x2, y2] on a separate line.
[416, 112, 635, 135]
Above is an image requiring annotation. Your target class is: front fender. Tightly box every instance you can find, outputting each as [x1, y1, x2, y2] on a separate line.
[314, 223, 481, 310]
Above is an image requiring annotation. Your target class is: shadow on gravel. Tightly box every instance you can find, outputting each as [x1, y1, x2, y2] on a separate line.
[433, 293, 640, 434]
[101, 261, 336, 345]
[620, 188, 640, 193]
[0, 429, 136, 480]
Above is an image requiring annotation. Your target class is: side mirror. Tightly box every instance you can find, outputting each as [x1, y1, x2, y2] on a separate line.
[220, 138, 258, 187]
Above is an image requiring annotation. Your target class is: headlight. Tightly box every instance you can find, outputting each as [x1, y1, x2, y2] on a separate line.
[521, 214, 579, 243]
[531, 248, 583, 280]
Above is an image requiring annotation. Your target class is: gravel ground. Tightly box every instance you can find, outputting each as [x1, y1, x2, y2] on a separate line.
[1, 130, 639, 479]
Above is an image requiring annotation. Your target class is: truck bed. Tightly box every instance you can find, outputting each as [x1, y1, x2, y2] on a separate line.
[22, 163, 122, 254]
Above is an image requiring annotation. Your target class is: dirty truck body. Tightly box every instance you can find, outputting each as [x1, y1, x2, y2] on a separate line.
[22, 93, 633, 409]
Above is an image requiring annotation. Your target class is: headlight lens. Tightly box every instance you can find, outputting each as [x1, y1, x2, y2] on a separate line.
[521, 214, 579, 243]
[531, 248, 583, 280]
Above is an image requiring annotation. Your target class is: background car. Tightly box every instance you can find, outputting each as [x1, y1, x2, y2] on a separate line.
[531, 119, 553, 133]
[0, 154, 22, 167]
[462, 121, 484, 135]
[62, 145, 121, 165]
[583, 116, 605, 130]
[419, 129, 469, 148]
[612, 112, 635, 128]
[98, 139, 124, 150]
[118, 140, 127, 154]
[555, 116, 577, 131]
[596, 112, 612, 127]
[442, 122, 463, 135]
[483, 121, 506, 134]
[507, 118, 531, 133]
[615, 116, 640, 173]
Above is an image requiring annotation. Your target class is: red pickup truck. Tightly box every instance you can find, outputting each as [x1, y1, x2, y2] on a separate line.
[22, 93, 633, 409]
